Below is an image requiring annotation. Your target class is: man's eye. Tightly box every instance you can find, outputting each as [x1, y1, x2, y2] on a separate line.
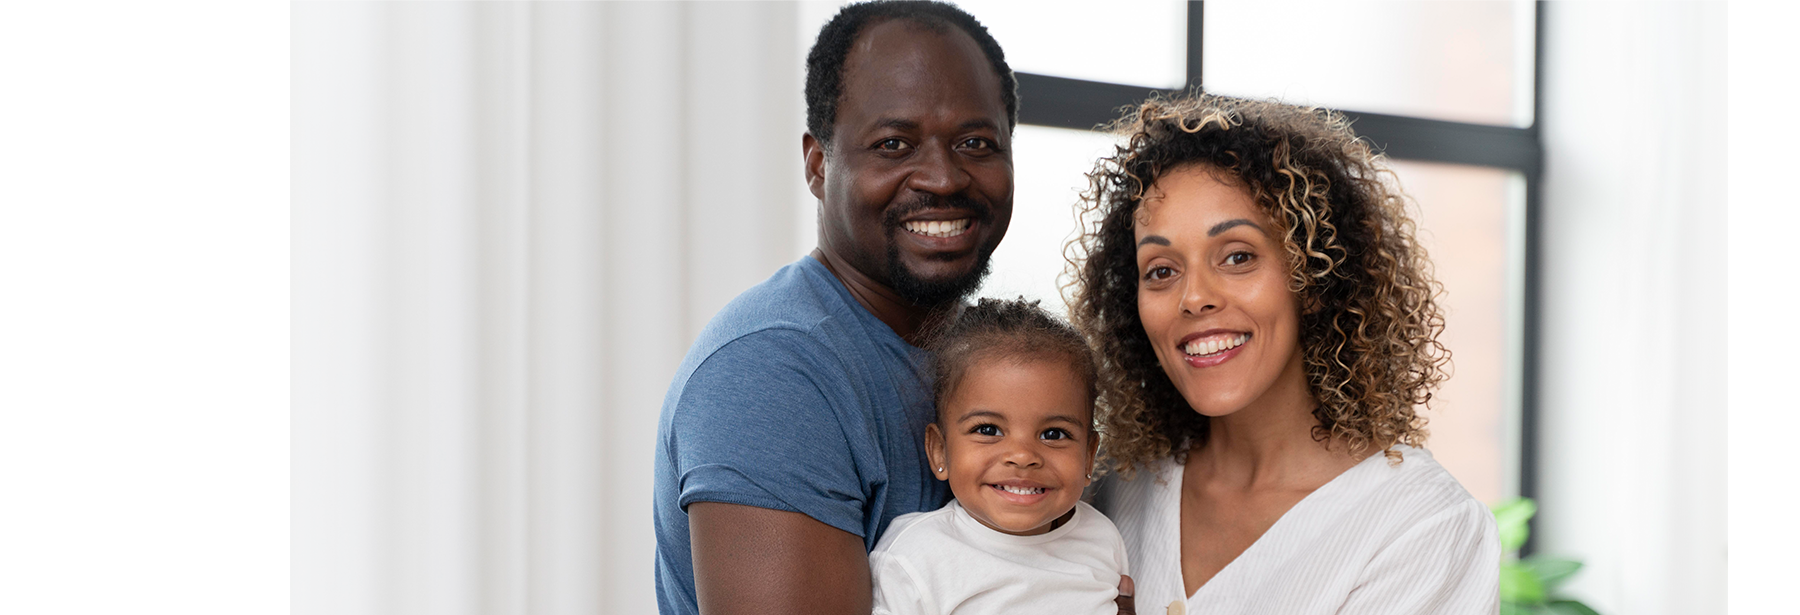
[875, 138, 909, 152]
[1041, 428, 1071, 441]
[958, 137, 994, 151]
[972, 424, 1001, 437]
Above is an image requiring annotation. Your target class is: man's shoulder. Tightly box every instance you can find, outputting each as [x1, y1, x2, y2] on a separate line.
[691, 257, 869, 351]
[663, 257, 900, 407]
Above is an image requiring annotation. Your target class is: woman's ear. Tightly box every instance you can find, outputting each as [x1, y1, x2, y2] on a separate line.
[925, 423, 949, 481]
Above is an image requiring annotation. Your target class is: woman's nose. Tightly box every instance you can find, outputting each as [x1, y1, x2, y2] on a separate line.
[1179, 272, 1219, 316]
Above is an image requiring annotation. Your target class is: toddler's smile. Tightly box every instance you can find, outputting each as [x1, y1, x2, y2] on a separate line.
[926, 358, 1097, 536]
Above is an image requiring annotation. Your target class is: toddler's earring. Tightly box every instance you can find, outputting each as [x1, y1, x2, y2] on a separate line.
[1086, 472, 1094, 480]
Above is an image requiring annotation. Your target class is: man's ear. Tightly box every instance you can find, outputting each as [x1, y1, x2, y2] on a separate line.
[924, 423, 948, 481]
[803, 132, 827, 201]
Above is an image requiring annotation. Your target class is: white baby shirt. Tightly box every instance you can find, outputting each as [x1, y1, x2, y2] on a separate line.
[869, 499, 1129, 615]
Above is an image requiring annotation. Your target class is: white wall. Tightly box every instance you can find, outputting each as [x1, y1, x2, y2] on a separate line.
[292, 3, 804, 614]
[1535, 2, 1726, 613]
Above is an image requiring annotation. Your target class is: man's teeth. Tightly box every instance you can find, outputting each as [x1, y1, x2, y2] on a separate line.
[994, 484, 1045, 495]
[1184, 333, 1249, 357]
[904, 219, 972, 238]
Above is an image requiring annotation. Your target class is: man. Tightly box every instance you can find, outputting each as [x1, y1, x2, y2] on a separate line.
[652, 2, 1017, 613]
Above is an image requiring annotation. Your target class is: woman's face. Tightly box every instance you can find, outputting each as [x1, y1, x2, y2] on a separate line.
[1134, 166, 1310, 419]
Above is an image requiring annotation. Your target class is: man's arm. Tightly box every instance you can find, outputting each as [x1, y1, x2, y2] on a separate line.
[689, 502, 871, 615]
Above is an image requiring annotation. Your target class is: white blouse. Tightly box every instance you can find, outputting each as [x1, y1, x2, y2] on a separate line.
[1094, 445, 1498, 615]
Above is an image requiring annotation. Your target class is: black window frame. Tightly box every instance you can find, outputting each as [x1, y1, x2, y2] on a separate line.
[1013, 1, 1545, 552]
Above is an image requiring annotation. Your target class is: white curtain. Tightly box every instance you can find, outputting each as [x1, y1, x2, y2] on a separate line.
[293, 2, 1731, 614]
[293, 3, 806, 614]
[1536, 2, 1726, 613]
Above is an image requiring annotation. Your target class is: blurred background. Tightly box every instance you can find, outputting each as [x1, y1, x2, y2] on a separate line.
[293, 2, 1724, 613]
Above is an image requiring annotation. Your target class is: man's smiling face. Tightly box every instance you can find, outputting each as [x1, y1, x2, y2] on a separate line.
[811, 19, 1014, 306]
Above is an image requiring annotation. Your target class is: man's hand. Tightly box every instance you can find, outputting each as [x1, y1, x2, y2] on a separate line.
[689, 502, 872, 615]
[1116, 574, 1135, 615]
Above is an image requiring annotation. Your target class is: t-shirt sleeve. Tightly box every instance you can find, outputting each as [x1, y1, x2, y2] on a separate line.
[1339, 498, 1501, 615]
[869, 550, 936, 615]
[669, 328, 873, 538]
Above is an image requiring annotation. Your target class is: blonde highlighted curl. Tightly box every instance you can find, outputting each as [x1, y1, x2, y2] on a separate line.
[1065, 93, 1449, 475]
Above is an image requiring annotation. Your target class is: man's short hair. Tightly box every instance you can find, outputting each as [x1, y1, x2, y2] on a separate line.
[804, 0, 1019, 150]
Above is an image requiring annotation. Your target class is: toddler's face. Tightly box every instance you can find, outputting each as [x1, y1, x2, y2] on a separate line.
[926, 358, 1097, 536]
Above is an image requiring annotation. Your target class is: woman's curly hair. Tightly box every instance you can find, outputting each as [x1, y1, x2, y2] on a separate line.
[1066, 93, 1449, 475]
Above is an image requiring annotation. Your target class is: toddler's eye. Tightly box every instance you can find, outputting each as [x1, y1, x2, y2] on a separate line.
[972, 424, 1001, 437]
[1040, 428, 1071, 441]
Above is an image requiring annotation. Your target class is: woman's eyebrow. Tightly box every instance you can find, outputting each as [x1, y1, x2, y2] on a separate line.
[1137, 235, 1170, 247]
[1209, 219, 1262, 236]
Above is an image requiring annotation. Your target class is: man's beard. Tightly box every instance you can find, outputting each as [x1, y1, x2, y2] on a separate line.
[882, 193, 996, 307]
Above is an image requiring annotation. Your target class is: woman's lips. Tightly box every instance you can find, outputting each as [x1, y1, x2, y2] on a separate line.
[1184, 343, 1244, 368]
[1179, 332, 1249, 369]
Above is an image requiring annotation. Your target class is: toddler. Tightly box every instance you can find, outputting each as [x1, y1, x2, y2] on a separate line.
[870, 298, 1129, 615]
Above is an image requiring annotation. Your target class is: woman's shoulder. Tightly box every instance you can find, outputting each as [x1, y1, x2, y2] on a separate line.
[1365, 445, 1484, 508]
[1091, 456, 1179, 513]
[1339, 444, 1497, 543]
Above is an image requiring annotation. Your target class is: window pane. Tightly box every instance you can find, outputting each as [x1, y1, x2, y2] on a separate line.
[978, 125, 1120, 313]
[1390, 159, 1527, 504]
[957, 0, 1187, 89]
[1203, 1, 1535, 127]
[797, 0, 1188, 90]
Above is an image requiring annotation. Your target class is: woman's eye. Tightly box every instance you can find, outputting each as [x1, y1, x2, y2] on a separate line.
[972, 424, 1001, 437]
[1040, 428, 1071, 441]
[1223, 251, 1254, 267]
[1143, 265, 1174, 281]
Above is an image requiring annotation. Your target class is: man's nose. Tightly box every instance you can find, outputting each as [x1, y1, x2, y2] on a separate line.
[905, 141, 972, 196]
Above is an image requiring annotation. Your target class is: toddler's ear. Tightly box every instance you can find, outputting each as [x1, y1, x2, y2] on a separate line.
[924, 423, 949, 481]
[1085, 428, 1101, 480]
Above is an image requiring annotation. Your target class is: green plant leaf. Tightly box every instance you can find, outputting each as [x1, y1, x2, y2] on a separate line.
[1491, 497, 1537, 552]
[1498, 601, 1529, 615]
[1523, 555, 1584, 591]
[1544, 600, 1601, 615]
[1500, 560, 1546, 604]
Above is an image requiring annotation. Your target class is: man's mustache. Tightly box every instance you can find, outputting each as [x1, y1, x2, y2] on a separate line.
[883, 193, 993, 227]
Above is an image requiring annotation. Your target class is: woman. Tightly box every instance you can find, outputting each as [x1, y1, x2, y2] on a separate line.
[1071, 94, 1498, 614]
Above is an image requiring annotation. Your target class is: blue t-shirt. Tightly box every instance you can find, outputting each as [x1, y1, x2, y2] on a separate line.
[652, 256, 951, 615]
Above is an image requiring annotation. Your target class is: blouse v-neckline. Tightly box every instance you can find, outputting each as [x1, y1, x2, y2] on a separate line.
[1169, 448, 1397, 603]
